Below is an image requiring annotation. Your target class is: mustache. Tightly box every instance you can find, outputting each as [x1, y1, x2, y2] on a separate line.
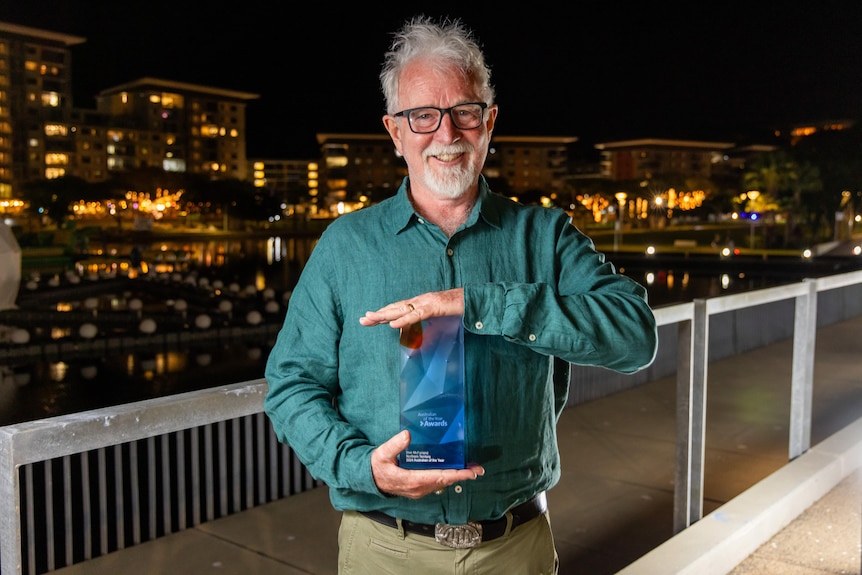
[423, 141, 473, 158]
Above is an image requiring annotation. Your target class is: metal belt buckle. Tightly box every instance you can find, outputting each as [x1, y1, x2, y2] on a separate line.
[434, 521, 483, 548]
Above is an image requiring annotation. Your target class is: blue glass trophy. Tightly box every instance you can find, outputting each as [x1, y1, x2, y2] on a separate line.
[398, 315, 466, 469]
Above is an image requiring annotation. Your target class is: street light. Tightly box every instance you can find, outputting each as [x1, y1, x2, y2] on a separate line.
[614, 192, 627, 252]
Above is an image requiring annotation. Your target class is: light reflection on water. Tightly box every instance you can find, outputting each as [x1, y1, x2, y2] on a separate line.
[2, 236, 793, 426]
[0, 340, 272, 426]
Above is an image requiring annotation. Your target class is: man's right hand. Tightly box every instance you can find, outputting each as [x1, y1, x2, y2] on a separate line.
[370, 430, 484, 499]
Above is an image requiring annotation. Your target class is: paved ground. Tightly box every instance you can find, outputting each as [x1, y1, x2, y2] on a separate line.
[728, 468, 861, 575]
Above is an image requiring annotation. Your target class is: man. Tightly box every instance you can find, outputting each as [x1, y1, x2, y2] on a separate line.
[265, 15, 658, 574]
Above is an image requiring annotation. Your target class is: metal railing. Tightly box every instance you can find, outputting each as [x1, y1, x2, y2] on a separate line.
[1, 269, 861, 574]
[0, 383, 321, 575]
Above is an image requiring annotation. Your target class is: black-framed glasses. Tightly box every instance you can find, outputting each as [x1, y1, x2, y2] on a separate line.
[393, 102, 488, 134]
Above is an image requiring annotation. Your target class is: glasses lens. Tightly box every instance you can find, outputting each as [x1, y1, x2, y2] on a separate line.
[404, 104, 486, 133]
[407, 108, 442, 133]
[450, 104, 484, 129]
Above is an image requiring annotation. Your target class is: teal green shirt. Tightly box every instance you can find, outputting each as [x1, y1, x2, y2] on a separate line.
[264, 176, 657, 525]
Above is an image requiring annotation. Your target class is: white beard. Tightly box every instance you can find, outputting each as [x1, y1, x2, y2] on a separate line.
[424, 162, 476, 199]
[421, 141, 482, 199]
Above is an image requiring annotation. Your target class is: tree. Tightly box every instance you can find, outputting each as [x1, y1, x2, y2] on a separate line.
[21, 176, 95, 227]
[793, 125, 862, 241]
[743, 150, 823, 246]
[182, 177, 275, 229]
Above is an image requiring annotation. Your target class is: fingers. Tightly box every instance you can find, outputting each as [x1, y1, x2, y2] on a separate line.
[359, 288, 465, 327]
[378, 430, 410, 460]
[370, 431, 484, 499]
[359, 300, 419, 327]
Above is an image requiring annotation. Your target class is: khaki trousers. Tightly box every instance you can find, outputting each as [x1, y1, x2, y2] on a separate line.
[337, 509, 559, 575]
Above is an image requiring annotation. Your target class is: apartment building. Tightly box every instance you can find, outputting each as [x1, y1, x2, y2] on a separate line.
[0, 21, 84, 200]
[0, 21, 258, 208]
[594, 138, 736, 182]
[485, 135, 578, 197]
[315, 133, 407, 213]
[95, 77, 258, 180]
[248, 157, 318, 216]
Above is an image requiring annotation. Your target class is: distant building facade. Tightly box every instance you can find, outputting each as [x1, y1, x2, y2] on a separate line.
[594, 138, 736, 182]
[0, 21, 84, 200]
[312, 133, 581, 214]
[248, 157, 318, 216]
[316, 133, 407, 214]
[485, 135, 578, 197]
[95, 78, 258, 180]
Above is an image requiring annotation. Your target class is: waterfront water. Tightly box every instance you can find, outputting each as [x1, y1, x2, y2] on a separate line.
[0, 233, 823, 427]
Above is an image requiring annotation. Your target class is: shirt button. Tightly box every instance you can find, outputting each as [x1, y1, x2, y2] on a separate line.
[418, 218, 426, 224]
[529, 333, 537, 341]
[474, 321, 483, 330]
[447, 248, 454, 257]
[454, 485, 463, 494]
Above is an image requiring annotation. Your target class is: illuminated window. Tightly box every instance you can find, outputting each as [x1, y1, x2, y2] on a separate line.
[44, 124, 68, 136]
[41, 92, 60, 107]
[149, 94, 161, 104]
[229, 128, 238, 137]
[28, 138, 39, 147]
[202, 125, 219, 137]
[162, 94, 174, 107]
[45, 153, 68, 165]
[24, 60, 37, 71]
[163, 158, 186, 172]
[45, 167, 65, 179]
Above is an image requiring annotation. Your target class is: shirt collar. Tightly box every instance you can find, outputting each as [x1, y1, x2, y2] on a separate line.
[389, 175, 503, 235]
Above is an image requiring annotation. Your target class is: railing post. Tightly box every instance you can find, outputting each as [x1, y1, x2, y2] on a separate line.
[674, 299, 708, 532]
[0, 428, 22, 575]
[789, 279, 818, 460]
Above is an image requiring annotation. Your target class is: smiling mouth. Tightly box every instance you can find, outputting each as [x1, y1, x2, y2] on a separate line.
[434, 152, 463, 162]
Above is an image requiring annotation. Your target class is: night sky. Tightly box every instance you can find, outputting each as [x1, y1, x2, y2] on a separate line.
[3, 1, 862, 158]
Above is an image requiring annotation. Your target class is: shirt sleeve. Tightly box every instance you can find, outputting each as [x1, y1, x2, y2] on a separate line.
[463, 217, 658, 374]
[263, 236, 383, 496]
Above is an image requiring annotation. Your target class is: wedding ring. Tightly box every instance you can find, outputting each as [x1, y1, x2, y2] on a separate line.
[407, 303, 415, 312]
[435, 489, 444, 495]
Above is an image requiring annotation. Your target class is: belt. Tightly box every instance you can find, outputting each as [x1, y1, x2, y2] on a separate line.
[360, 492, 547, 549]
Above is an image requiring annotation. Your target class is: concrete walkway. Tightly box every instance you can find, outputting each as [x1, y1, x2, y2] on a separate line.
[52, 315, 862, 575]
